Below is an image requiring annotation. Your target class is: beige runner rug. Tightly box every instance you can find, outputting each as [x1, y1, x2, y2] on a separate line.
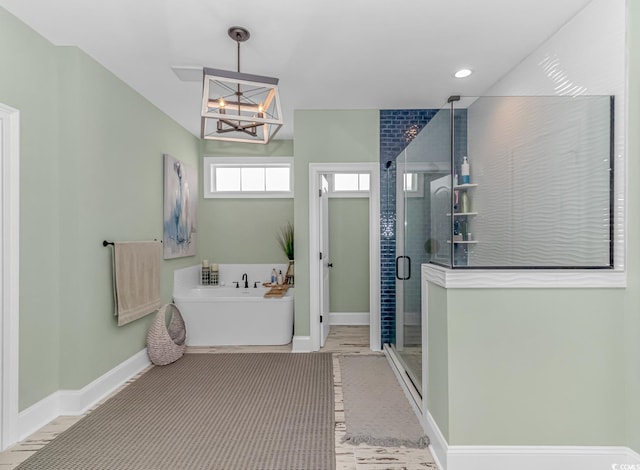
[339, 354, 429, 448]
[17, 353, 335, 470]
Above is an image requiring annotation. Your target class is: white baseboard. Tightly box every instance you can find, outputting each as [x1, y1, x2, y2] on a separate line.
[446, 445, 640, 470]
[17, 349, 150, 442]
[292, 336, 312, 352]
[424, 409, 640, 470]
[329, 312, 370, 325]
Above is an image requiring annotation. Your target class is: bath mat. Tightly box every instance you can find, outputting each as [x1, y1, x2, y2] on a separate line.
[16, 353, 335, 470]
[339, 354, 429, 448]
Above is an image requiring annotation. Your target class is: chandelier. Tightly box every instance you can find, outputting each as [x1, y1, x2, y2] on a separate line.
[201, 27, 283, 144]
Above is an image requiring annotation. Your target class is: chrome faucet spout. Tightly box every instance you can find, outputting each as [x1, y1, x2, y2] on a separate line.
[242, 273, 248, 289]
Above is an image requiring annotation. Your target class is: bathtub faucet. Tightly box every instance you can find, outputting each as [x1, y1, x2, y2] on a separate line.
[242, 273, 249, 289]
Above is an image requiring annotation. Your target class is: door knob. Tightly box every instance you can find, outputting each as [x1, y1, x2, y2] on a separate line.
[327, 263, 333, 268]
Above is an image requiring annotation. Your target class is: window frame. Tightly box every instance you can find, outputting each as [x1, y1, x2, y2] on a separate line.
[203, 156, 294, 198]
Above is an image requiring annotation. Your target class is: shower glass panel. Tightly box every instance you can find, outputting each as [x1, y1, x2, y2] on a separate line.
[392, 104, 452, 396]
[449, 95, 613, 268]
[387, 94, 612, 402]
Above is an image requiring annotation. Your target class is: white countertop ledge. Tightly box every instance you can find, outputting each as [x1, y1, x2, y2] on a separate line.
[422, 264, 627, 289]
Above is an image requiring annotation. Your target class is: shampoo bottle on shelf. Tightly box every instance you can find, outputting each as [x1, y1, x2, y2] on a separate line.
[271, 269, 277, 284]
[461, 191, 471, 213]
[277, 270, 284, 285]
[461, 156, 470, 184]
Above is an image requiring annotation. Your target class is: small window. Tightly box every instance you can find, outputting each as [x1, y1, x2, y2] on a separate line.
[403, 173, 424, 197]
[204, 157, 294, 198]
[404, 173, 417, 192]
[330, 173, 370, 196]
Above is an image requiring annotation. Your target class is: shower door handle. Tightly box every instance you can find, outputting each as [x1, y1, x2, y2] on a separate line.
[395, 256, 411, 280]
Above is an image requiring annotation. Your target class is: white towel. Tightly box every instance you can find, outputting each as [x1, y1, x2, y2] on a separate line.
[113, 241, 162, 326]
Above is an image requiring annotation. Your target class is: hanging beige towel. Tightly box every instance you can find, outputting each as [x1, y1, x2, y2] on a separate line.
[113, 241, 162, 326]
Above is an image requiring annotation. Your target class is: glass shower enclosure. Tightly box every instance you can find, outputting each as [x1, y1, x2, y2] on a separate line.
[390, 95, 614, 400]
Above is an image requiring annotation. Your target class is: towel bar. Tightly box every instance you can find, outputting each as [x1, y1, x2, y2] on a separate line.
[103, 239, 162, 247]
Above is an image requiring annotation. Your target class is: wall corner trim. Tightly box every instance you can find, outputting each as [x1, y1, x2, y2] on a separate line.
[17, 349, 150, 442]
[292, 336, 312, 352]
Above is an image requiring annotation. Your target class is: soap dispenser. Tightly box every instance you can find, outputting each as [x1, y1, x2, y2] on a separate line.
[461, 156, 470, 184]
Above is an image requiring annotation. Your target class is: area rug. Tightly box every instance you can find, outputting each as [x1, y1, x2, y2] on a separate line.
[17, 353, 335, 470]
[339, 354, 429, 448]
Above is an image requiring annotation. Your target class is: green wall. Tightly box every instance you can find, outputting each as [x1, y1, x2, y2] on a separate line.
[625, 0, 640, 453]
[0, 9, 200, 408]
[0, 7, 61, 410]
[328, 198, 370, 313]
[198, 140, 294, 264]
[446, 289, 624, 446]
[293, 110, 379, 337]
[427, 283, 449, 441]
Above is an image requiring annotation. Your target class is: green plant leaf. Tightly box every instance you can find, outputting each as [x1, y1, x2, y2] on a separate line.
[277, 222, 294, 260]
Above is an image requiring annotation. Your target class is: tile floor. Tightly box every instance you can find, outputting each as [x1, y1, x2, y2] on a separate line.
[0, 326, 436, 470]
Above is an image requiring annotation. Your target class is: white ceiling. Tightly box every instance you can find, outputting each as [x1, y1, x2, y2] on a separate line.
[0, 0, 593, 140]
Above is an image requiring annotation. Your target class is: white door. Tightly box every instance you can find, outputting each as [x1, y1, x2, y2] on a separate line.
[430, 175, 452, 265]
[319, 175, 331, 347]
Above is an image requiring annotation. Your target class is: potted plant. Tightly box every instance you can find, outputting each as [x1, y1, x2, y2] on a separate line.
[277, 222, 294, 285]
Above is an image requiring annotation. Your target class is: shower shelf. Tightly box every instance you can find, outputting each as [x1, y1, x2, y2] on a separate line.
[448, 212, 478, 216]
[448, 240, 479, 244]
[454, 183, 478, 189]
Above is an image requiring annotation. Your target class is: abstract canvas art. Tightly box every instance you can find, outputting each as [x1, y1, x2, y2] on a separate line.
[163, 154, 197, 259]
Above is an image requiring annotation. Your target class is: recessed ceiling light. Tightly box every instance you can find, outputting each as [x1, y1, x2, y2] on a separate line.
[454, 68, 473, 79]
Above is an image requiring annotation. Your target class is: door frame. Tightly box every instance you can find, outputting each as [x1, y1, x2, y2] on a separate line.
[0, 103, 20, 450]
[319, 174, 330, 347]
[309, 162, 380, 352]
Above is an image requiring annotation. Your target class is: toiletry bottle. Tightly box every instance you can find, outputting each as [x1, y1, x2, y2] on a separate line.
[277, 270, 284, 285]
[461, 156, 470, 184]
[211, 263, 219, 286]
[271, 269, 277, 284]
[461, 191, 470, 213]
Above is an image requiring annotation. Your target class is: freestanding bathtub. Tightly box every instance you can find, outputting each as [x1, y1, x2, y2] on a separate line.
[173, 265, 294, 346]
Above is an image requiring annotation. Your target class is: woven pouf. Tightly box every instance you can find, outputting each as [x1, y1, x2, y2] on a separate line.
[147, 303, 186, 365]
